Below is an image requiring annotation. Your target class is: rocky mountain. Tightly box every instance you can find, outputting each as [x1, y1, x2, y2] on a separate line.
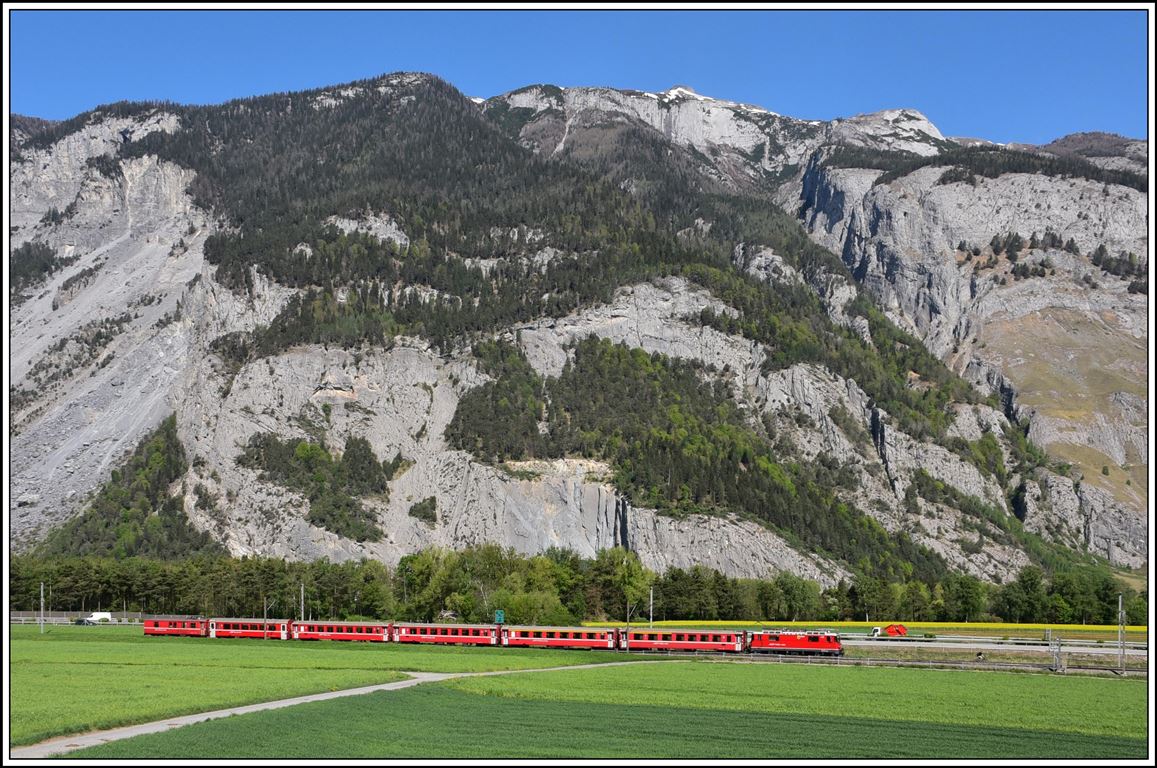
[484, 83, 1148, 563]
[8, 73, 1147, 587]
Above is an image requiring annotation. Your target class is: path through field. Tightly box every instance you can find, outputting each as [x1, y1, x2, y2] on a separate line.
[9, 660, 681, 758]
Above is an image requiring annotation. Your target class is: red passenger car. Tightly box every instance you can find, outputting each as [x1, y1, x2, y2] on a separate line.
[143, 617, 208, 637]
[392, 623, 498, 646]
[747, 630, 843, 655]
[619, 628, 745, 653]
[292, 621, 390, 642]
[208, 618, 290, 640]
[502, 626, 616, 650]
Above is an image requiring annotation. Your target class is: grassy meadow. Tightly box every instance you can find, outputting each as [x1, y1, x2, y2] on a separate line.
[8, 624, 622, 746]
[71, 660, 1147, 759]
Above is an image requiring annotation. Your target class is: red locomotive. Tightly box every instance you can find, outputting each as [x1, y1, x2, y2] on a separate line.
[145, 618, 843, 656]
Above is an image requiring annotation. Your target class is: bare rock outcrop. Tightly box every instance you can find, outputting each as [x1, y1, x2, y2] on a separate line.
[791, 157, 1148, 533]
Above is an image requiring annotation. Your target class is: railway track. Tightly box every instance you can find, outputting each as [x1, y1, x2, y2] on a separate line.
[844, 636, 1148, 656]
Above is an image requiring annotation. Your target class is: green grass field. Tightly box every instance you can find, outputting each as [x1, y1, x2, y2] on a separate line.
[9, 625, 622, 746]
[72, 661, 1147, 759]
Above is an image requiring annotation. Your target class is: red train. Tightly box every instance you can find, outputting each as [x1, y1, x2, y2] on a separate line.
[143, 617, 842, 655]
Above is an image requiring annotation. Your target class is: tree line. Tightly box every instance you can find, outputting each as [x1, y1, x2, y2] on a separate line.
[9, 546, 1144, 627]
[824, 143, 1147, 193]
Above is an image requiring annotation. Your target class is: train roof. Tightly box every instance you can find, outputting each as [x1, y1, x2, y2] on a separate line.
[392, 622, 498, 629]
[503, 625, 614, 632]
[209, 617, 292, 623]
[623, 626, 744, 633]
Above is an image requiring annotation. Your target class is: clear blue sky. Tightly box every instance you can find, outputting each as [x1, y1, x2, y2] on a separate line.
[8, 9, 1150, 144]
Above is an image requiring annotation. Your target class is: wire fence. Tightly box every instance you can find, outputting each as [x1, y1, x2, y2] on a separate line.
[10, 611, 146, 625]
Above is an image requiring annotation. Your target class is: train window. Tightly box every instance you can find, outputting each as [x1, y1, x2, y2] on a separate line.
[809, 636, 819, 642]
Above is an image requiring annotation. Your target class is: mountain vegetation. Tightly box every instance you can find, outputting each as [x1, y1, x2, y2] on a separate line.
[236, 433, 403, 542]
[10, 240, 75, 304]
[447, 338, 949, 583]
[35, 416, 223, 559]
[823, 144, 1147, 192]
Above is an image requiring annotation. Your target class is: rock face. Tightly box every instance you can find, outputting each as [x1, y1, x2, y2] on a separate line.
[10, 111, 206, 547]
[790, 155, 1148, 545]
[176, 336, 845, 585]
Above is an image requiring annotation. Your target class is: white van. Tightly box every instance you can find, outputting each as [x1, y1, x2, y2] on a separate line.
[78, 611, 113, 625]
